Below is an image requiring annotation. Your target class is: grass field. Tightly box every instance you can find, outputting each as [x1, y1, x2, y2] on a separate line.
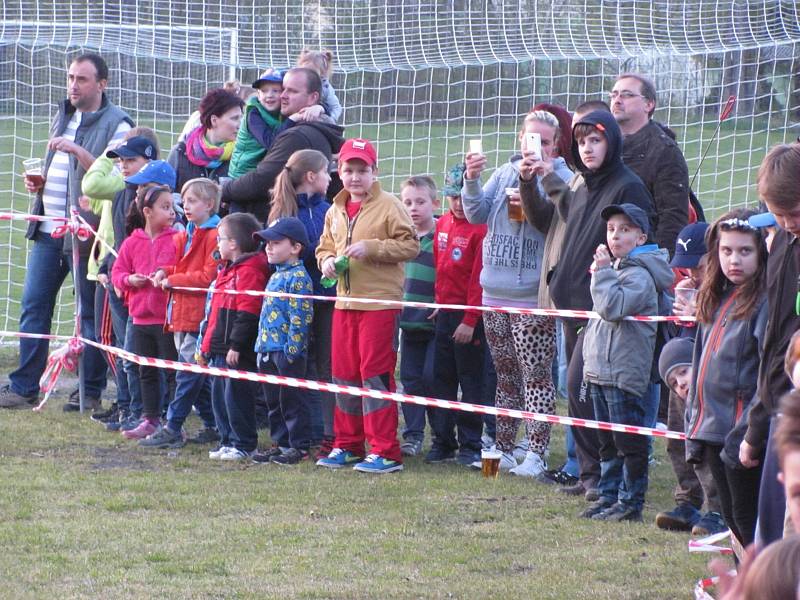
[0, 369, 718, 600]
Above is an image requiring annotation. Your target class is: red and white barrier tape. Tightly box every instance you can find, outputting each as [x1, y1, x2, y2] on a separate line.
[76, 214, 118, 258]
[35, 337, 83, 411]
[0, 211, 69, 224]
[76, 335, 686, 440]
[688, 530, 734, 555]
[169, 284, 696, 323]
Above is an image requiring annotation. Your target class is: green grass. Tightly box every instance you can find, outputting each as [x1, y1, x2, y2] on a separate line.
[0, 370, 721, 599]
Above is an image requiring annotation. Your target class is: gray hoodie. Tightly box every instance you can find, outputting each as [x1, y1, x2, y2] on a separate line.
[461, 155, 573, 307]
[582, 245, 674, 398]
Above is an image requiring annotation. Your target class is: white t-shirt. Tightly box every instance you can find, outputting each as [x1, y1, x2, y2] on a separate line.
[40, 113, 131, 233]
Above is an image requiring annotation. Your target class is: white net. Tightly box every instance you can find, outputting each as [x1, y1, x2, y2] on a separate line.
[1, 0, 799, 334]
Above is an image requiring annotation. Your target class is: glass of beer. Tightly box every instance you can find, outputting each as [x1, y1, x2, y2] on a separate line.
[481, 448, 502, 479]
[506, 187, 523, 223]
[23, 158, 44, 189]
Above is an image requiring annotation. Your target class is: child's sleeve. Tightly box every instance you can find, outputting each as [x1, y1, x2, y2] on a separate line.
[461, 169, 501, 225]
[315, 207, 337, 269]
[520, 175, 556, 234]
[81, 155, 125, 205]
[110, 240, 134, 290]
[165, 235, 219, 288]
[320, 81, 343, 122]
[285, 271, 314, 362]
[229, 269, 267, 353]
[590, 266, 654, 321]
[461, 226, 486, 328]
[361, 201, 419, 263]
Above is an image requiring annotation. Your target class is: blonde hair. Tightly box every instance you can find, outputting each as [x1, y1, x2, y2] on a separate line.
[520, 110, 561, 144]
[401, 176, 437, 202]
[297, 48, 334, 78]
[181, 177, 221, 213]
[269, 149, 329, 223]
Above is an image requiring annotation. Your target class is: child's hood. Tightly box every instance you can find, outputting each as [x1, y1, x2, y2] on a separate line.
[622, 245, 674, 292]
[571, 110, 623, 175]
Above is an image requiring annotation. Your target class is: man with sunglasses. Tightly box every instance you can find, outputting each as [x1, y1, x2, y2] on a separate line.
[610, 73, 689, 256]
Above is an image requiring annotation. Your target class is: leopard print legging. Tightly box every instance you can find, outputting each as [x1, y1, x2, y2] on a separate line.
[483, 311, 556, 457]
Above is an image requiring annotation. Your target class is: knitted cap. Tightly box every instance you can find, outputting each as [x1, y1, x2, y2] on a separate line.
[442, 163, 465, 196]
[658, 337, 695, 385]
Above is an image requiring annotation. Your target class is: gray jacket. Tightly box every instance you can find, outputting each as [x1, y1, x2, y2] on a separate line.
[583, 245, 673, 398]
[686, 290, 767, 467]
[462, 155, 572, 306]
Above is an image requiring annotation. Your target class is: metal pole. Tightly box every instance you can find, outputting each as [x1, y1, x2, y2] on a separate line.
[70, 208, 86, 414]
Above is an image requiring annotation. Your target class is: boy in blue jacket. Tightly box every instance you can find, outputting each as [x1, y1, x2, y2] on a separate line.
[253, 217, 315, 465]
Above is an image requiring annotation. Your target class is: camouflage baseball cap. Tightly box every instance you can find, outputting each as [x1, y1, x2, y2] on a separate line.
[442, 163, 465, 197]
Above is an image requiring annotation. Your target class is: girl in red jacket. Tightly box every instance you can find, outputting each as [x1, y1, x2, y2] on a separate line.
[111, 184, 178, 440]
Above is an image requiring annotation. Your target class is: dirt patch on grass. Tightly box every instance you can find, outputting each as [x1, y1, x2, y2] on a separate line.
[91, 446, 152, 472]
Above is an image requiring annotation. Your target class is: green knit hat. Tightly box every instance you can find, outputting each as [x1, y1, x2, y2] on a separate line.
[442, 163, 465, 197]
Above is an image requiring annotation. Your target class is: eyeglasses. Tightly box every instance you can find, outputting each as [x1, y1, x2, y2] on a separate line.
[609, 90, 645, 100]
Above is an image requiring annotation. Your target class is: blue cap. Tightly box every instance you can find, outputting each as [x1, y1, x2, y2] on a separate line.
[107, 136, 157, 160]
[749, 212, 777, 228]
[252, 68, 285, 89]
[125, 160, 176, 189]
[670, 222, 709, 268]
[600, 203, 650, 235]
[254, 217, 310, 248]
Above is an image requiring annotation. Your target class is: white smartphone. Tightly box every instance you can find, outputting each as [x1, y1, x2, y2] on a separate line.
[524, 132, 542, 158]
[469, 139, 483, 155]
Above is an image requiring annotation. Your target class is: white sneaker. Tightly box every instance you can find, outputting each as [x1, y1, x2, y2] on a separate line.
[209, 445, 232, 459]
[499, 451, 518, 471]
[510, 451, 547, 479]
[512, 439, 529, 462]
[219, 447, 251, 461]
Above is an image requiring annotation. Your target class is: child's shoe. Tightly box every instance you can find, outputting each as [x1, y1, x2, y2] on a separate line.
[424, 445, 455, 464]
[691, 511, 727, 536]
[209, 445, 232, 459]
[271, 448, 308, 465]
[219, 447, 251, 461]
[316, 447, 363, 469]
[580, 498, 615, 519]
[512, 438, 529, 462]
[121, 418, 160, 440]
[352, 454, 404, 474]
[252, 445, 284, 464]
[499, 451, 518, 471]
[400, 438, 423, 457]
[655, 503, 701, 532]
[592, 502, 643, 523]
[509, 451, 548, 481]
[138, 426, 186, 449]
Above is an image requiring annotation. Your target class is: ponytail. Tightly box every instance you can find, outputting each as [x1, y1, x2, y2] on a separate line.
[268, 149, 329, 223]
[126, 184, 171, 236]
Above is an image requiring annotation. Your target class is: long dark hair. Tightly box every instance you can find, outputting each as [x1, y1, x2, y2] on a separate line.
[695, 208, 767, 324]
[126, 184, 171, 235]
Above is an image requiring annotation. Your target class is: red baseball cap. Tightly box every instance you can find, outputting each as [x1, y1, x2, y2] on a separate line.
[339, 138, 377, 167]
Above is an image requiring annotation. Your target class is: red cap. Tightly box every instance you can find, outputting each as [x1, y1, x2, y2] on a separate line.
[339, 138, 377, 167]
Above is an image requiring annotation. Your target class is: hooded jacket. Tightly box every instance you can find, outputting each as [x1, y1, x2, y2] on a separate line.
[228, 95, 294, 178]
[222, 121, 345, 223]
[744, 230, 800, 452]
[161, 214, 222, 332]
[295, 192, 335, 296]
[461, 155, 573, 307]
[111, 227, 178, 325]
[521, 110, 654, 312]
[686, 289, 767, 468]
[582, 245, 673, 398]
[200, 251, 269, 360]
[80, 155, 126, 280]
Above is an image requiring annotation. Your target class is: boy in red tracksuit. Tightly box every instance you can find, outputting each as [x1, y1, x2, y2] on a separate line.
[425, 164, 488, 467]
[315, 138, 419, 474]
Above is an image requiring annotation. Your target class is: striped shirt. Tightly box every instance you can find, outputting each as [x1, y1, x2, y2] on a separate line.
[40, 113, 130, 233]
[400, 229, 435, 333]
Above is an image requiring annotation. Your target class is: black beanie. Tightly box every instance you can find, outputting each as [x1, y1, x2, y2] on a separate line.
[658, 337, 695, 385]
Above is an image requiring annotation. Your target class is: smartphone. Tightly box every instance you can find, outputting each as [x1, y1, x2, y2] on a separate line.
[524, 132, 542, 158]
[469, 139, 483, 155]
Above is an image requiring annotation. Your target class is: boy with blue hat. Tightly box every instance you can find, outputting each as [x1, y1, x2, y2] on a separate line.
[253, 217, 315, 464]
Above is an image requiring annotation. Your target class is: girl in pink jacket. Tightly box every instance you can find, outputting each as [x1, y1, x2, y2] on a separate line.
[112, 184, 178, 441]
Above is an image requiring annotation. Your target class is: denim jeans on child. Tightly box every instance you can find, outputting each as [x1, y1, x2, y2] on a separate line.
[166, 331, 214, 432]
[305, 300, 335, 442]
[210, 354, 259, 453]
[429, 311, 486, 458]
[10, 231, 107, 398]
[399, 330, 435, 443]
[589, 382, 649, 511]
[260, 352, 311, 451]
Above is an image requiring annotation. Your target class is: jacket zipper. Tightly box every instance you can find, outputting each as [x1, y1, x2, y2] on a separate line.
[690, 292, 738, 438]
[344, 207, 360, 294]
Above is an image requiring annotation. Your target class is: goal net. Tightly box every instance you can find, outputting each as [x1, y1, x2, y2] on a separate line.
[1, 0, 799, 335]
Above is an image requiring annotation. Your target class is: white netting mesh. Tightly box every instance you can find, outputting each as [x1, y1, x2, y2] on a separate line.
[1, 0, 799, 335]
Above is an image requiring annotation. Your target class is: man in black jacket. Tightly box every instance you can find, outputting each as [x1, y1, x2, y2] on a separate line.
[611, 73, 689, 256]
[222, 68, 345, 224]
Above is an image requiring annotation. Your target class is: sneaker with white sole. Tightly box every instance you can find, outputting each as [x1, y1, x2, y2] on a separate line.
[509, 451, 548, 480]
[219, 447, 251, 461]
[512, 439, 529, 462]
[400, 438, 423, 457]
[499, 451, 518, 471]
[352, 454, 404, 474]
[209, 445, 233, 459]
[316, 447, 363, 469]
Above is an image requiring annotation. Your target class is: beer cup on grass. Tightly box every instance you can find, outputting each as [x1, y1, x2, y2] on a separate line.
[481, 448, 502, 479]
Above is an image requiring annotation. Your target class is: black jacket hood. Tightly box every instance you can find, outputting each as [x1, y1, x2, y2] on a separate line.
[571, 110, 624, 179]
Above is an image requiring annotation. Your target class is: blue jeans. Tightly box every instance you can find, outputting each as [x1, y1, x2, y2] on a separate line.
[429, 311, 486, 457]
[210, 354, 258, 453]
[123, 315, 143, 417]
[305, 301, 334, 441]
[399, 331, 434, 442]
[589, 383, 650, 511]
[10, 231, 107, 397]
[166, 332, 214, 432]
[260, 351, 311, 451]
